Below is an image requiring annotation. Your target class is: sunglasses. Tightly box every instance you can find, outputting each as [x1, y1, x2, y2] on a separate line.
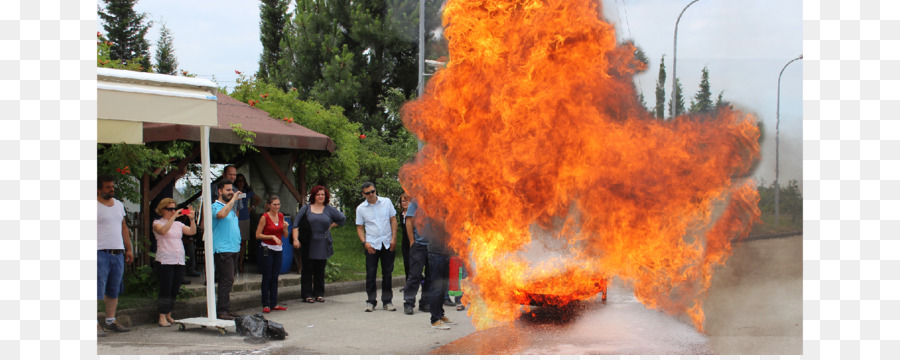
[165, 207, 177, 211]
[363, 190, 376, 195]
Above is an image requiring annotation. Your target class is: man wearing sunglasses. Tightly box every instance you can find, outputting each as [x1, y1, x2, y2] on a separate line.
[355, 182, 398, 312]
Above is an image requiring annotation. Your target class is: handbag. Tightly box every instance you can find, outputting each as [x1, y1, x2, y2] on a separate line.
[298, 205, 312, 258]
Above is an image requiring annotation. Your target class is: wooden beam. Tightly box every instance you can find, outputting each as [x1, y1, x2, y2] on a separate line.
[148, 144, 201, 200]
[258, 147, 304, 205]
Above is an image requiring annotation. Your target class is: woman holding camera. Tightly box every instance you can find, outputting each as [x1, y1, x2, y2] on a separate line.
[151, 198, 196, 327]
[255, 195, 288, 313]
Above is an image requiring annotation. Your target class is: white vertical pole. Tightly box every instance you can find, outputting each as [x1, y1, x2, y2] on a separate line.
[200, 125, 216, 320]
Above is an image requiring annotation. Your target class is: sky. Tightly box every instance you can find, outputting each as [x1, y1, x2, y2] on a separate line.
[101, 0, 803, 185]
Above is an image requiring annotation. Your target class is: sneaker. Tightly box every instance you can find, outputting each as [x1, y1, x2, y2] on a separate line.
[431, 320, 451, 330]
[103, 321, 130, 332]
[217, 313, 235, 320]
[418, 304, 430, 312]
[383, 303, 396, 311]
[404, 306, 414, 315]
[262, 307, 271, 313]
[365, 303, 375, 312]
[444, 299, 455, 306]
[97, 324, 106, 337]
[440, 315, 457, 325]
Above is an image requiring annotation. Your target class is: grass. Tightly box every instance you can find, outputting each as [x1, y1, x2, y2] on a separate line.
[748, 210, 802, 238]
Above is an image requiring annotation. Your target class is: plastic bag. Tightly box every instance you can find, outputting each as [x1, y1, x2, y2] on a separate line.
[234, 313, 267, 343]
[266, 320, 287, 340]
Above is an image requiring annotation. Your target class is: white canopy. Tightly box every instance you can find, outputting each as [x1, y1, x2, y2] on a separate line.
[96, 67, 221, 321]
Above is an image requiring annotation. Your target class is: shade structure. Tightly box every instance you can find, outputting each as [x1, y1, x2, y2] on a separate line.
[143, 93, 336, 153]
[96, 67, 222, 321]
[97, 67, 219, 144]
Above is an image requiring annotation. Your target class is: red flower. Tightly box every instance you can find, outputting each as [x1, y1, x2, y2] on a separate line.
[97, 31, 101, 37]
[235, 70, 242, 75]
[261, 93, 269, 99]
[248, 100, 257, 106]
[116, 168, 122, 174]
[106, 41, 113, 46]
[287, 117, 294, 123]
[359, 134, 366, 139]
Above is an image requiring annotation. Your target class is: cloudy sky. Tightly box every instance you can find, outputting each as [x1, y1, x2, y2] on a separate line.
[105, 0, 802, 185]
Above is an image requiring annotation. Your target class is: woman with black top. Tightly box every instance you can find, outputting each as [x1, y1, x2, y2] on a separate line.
[398, 193, 412, 282]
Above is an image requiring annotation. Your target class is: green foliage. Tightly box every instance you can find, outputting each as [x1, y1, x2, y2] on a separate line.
[279, 0, 444, 136]
[689, 66, 713, 114]
[154, 23, 178, 75]
[98, 0, 153, 70]
[97, 32, 147, 71]
[257, 0, 290, 89]
[757, 179, 803, 223]
[327, 225, 405, 282]
[324, 260, 344, 283]
[97, 141, 194, 204]
[228, 74, 362, 206]
[654, 55, 666, 119]
[229, 122, 259, 154]
[123, 265, 157, 298]
[668, 77, 685, 118]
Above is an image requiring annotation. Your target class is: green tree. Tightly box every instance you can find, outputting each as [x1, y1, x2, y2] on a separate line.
[689, 66, 713, 114]
[715, 90, 730, 110]
[97, 33, 147, 71]
[280, 0, 444, 138]
[668, 77, 684, 119]
[154, 23, 178, 75]
[654, 55, 666, 119]
[98, 0, 153, 70]
[257, 0, 290, 89]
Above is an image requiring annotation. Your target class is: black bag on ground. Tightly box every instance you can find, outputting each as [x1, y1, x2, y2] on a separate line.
[234, 313, 267, 342]
[266, 320, 288, 340]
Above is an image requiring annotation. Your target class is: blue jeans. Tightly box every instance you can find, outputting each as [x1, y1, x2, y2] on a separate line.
[97, 250, 124, 299]
[428, 252, 450, 323]
[258, 246, 283, 308]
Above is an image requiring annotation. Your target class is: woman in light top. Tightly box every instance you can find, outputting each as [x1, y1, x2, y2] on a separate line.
[292, 185, 346, 303]
[151, 198, 196, 327]
[255, 195, 289, 313]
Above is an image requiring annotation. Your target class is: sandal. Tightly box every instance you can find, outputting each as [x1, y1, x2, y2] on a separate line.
[316, 297, 325, 302]
[304, 298, 315, 303]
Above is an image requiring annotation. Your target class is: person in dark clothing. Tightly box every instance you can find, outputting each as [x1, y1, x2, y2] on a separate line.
[292, 185, 346, 303]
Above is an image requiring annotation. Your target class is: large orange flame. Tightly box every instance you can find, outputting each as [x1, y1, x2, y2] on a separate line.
[400, 0, 760, 332]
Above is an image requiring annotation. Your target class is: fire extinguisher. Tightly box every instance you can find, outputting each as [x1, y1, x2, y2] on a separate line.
[449, 256, 465, 298]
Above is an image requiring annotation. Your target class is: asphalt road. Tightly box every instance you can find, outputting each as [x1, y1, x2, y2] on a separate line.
[97, 235, 801, 355]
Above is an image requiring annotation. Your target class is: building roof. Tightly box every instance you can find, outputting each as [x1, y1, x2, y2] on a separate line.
[143, 93, 336, 153]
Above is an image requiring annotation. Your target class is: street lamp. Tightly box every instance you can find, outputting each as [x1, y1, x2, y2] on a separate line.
[775, 54, 803, 225]
[672, 0, 701, 118]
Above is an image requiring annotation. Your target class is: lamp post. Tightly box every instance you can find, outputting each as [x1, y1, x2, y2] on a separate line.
[775, 54, 803, 225]
[672, 0, 701, 118]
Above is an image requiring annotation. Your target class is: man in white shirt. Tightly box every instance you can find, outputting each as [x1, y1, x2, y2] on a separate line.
[97, 175, 134, 336]
[355, 182, 398, 312]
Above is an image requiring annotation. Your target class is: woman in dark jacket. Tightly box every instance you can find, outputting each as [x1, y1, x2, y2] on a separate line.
[292, 185, 346, 303]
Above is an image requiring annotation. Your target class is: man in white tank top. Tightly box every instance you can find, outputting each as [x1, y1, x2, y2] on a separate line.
[97, 175, 134, 336]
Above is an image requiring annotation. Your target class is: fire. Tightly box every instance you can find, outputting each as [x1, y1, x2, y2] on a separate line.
[400, 0, 760, 332]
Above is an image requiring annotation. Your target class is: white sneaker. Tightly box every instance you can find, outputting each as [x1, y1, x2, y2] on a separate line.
[383, 303, 396, 311]
[431, 320, 451, 330]
[440, 315, 456, 325]
[365, 303, 375, 312]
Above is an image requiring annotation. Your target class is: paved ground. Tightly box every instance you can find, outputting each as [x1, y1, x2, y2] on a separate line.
[97, 235, 800, 355]
[97, 286, 477, 355]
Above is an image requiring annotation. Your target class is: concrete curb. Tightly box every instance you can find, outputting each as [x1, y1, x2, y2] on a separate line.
[101, 276, 406, 327]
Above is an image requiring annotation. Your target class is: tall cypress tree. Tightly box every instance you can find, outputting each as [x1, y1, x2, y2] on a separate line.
[154, 23, 178, 75]
[98, 0, 153, 70]
[257, 0, 290, 89]
[689, 66, 713, 114]
[668, 77, 684, 119]
[653, 55, 666, 120]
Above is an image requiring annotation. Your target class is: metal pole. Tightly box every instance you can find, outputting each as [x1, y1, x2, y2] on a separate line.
[417, 0, 425, 151]
[775, 54, 803, 226]
[200, 125, 216, 320]
[672, 0, 700, 118]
